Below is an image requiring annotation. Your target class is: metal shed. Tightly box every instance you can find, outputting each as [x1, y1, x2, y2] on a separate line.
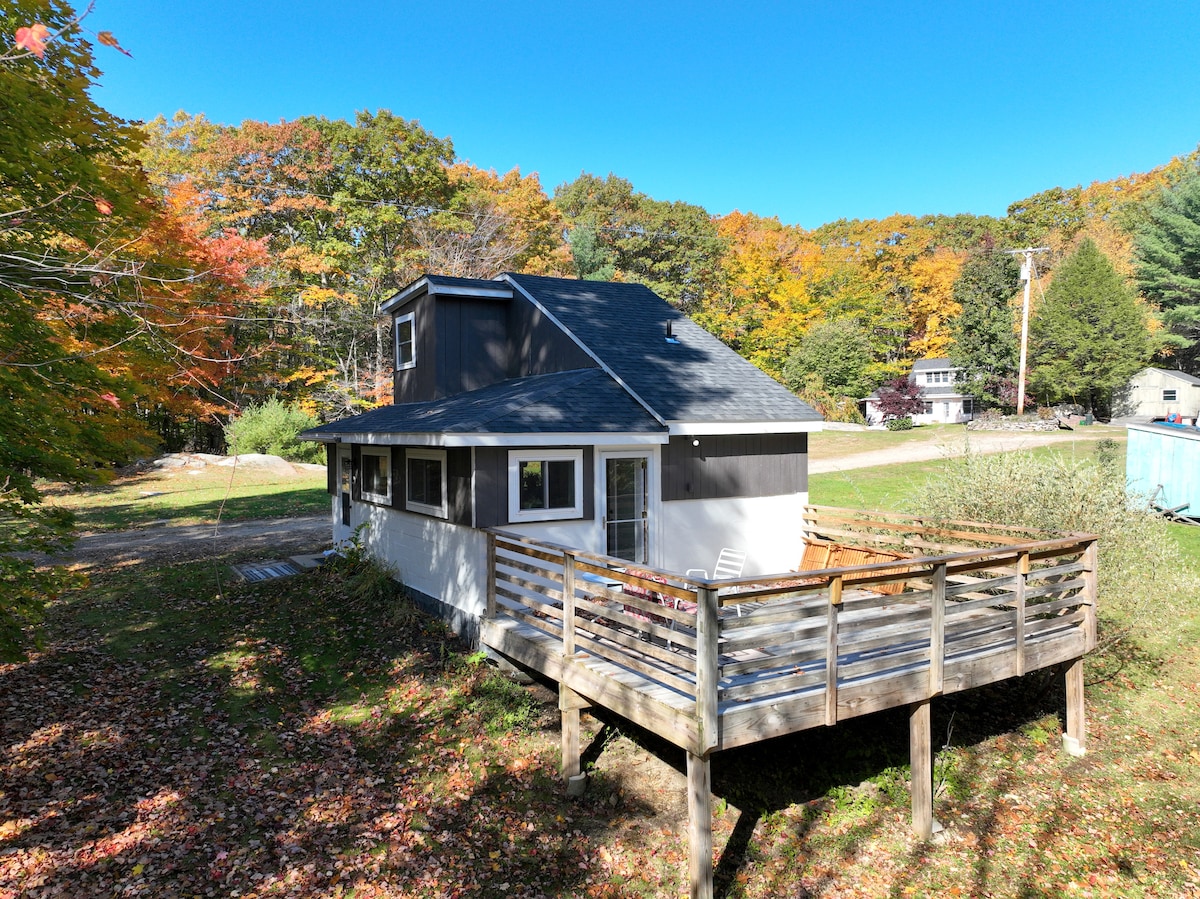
[1126, 421, 1200, 519]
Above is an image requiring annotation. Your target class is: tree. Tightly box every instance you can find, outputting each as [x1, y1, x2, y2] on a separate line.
[875, 376, 925, 421]
[1029, 238, 1150, 414]
[1134, 171, 1200, 371]
[782, 318, 874, 399]
[554, 173, 724, 310]
[948, 249, 1021, 408]
[1, 1, 155, 659]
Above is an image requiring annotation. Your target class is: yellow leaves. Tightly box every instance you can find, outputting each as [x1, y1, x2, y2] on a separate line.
[908, 248, 965, 357]
[298, 285, 350, 307]
[282, 366, 337, 388]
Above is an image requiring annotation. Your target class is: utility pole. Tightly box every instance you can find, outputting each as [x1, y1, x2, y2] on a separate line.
[1007, 246, 1049, 415]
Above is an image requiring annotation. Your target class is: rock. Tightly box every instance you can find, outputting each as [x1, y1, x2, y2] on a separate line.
[214, 453, 298, 475]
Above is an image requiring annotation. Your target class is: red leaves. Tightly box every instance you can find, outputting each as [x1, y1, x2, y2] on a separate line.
[13, 23, 49, 58]
[98, 392, 121, 409]
[94, 197, 114, 216]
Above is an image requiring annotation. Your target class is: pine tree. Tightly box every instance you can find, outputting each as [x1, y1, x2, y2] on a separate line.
[1134, 172, 1200, 371]
[1030, 239, 1150, 414]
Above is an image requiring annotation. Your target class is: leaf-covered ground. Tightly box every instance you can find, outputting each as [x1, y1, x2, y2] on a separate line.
[2, 550, 1199, 898]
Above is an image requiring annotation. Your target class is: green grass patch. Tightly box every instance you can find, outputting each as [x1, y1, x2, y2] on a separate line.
[42, 462, 329, 530]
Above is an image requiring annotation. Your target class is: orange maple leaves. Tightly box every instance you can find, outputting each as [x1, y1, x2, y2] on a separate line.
[13, 23, 49, 57]
[11, 21, 131, 60]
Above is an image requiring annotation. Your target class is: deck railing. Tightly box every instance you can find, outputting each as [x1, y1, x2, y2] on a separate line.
[483, 506, 1097, 753]
[481, 506, 1098, 899]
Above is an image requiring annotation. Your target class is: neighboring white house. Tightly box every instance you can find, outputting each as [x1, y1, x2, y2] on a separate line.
[302, 273, 823, 641]
[1112, 367, 1200, 422]
[863, 358, 976, 425]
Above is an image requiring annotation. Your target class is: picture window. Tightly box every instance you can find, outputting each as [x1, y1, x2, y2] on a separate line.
[508, 450, 584, 522]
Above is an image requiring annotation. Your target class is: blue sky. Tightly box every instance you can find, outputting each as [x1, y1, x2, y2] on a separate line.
[86, 0, 1200, 229]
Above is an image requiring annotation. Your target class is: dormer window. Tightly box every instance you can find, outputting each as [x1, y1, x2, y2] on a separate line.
[395, 312, 416, 370]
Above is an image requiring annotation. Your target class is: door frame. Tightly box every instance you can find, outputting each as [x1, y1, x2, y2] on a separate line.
[337, 445, 352, 527]
[598, 449, 657, 566]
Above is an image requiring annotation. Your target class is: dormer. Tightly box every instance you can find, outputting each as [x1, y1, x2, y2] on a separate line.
[381, 275, 597, 404]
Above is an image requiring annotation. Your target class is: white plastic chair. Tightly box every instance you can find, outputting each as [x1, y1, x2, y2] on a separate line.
[687, 547, 747, 582]
[687, 548, 749, 615]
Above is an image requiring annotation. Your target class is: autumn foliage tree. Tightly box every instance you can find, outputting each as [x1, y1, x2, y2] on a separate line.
[874, 376, 925, 422]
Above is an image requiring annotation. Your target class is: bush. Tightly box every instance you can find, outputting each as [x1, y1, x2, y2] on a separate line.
[224, 398, 324, 463]
[885, 416, 913, 431]
[912, 450, 1198, 647]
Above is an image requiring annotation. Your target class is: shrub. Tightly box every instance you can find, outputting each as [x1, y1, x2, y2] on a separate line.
[912, 450, 1197, 647]
[797, 379, 867, 425]
[885, 416, 913, 431]
[224, 398, 324, 463]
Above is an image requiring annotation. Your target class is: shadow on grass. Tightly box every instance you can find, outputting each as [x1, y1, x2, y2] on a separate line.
[0, 557, 616, 897]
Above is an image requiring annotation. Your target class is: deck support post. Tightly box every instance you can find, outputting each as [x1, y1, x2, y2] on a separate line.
[1063, 657, 1086, 757]
[686, 750, 713, 899]
[559, 684, 589, 785]
[909, 699, 933, 840]
[485, 532, 497, 619]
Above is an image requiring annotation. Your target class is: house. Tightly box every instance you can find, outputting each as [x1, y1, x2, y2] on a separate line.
[301, 273, 823, 639]
[863, 358, 975, 425]
[1112, 367, 1200, 422]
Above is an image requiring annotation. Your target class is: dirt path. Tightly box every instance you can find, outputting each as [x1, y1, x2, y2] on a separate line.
[60, 515, 331, 568]
[809, 429, 1105, 474]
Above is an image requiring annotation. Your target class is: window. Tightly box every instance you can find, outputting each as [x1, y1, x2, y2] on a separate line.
[395, 311, 415, 370]
[360, 447, 391, 504]
[508, 450, 584, 522]
[922, 402, 933, 415]
[1164, 388, 1178, 402]
[406, 449, 447, 517]
[963, 398, 975, 414]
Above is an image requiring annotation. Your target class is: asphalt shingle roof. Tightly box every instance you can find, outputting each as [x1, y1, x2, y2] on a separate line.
[303, 369, 663, 438]
[506, 273, 821, 425]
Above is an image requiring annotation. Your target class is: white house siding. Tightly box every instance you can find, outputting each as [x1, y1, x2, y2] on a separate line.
[658, 492, 810, 579]
[344, 500, 488, 638]
[1113, 369, 1200, 422]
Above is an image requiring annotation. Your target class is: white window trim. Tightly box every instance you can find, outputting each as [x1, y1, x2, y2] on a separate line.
[508, 449, 584, 523]
[395, 311, 416, 371]
[360, 446, 392, 505]
[406, 448, 447, 518]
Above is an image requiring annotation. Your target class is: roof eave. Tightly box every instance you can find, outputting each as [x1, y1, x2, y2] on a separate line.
[297, 430, 669, 448]
[667, 420, 824, 436]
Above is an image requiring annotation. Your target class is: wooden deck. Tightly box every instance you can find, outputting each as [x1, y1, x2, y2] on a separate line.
[478, 505, 1098, 898]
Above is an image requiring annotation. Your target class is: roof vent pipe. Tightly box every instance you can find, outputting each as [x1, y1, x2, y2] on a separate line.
[665, 321, 680, 345]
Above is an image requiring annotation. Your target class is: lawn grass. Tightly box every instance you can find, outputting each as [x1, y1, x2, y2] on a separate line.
[807, 421, 1123, 462]
[811, 436, 1127, 511]
[5, 531, 1198, 896]
[6, 438, 1199, 896]
[41, 462, 329, 531]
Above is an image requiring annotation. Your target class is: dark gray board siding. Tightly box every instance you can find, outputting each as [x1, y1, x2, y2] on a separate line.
[393, 292, 438, 404]
[393, 289, 596, 405]
[447, 447, 472, 527]
[474, 445, 595, 529]
[660, 434, 807, 501]
[436, 298, 509, 396]
[506, 298, 595, 378]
